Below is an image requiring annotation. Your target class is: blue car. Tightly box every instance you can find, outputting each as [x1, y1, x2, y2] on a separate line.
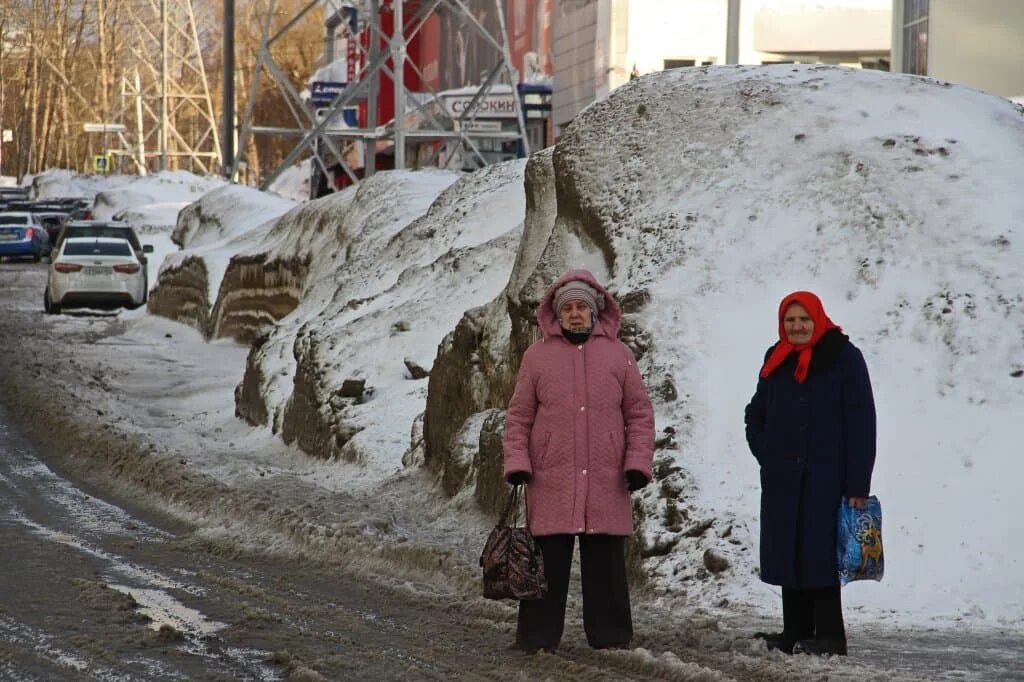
[0, 212, 51, 262]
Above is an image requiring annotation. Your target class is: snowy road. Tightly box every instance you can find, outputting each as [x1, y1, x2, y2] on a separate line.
[0, 260, 1021, 680]
[2, 401, 642, 680]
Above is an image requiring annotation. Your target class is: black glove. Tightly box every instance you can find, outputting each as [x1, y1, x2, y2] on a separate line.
[626, 470, 649, 492]
[508, 471, 531, 485]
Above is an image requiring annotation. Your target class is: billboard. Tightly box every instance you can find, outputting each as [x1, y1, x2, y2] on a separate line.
[435, 0, 551, 89]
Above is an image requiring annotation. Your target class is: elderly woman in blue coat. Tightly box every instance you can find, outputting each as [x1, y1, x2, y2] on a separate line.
[744, 291, 876, 656]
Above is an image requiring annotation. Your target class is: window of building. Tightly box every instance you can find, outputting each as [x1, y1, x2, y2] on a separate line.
[664, 59, 696, 69]
[902, 0, 928, 75]
[663, 59, 715, 70]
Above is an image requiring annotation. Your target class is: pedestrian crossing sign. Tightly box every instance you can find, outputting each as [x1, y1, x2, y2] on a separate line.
[93, 155, 110, 173]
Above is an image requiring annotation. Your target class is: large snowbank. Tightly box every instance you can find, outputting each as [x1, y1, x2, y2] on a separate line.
[160, 183, 297, 306]
[27, 168, 128, 200]
[90, 171, 225, 226]
[506, 64, 1023, 626]
[235, 164, 527, 476]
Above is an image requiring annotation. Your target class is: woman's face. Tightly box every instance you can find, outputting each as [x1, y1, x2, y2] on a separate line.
[783, 302, 814, 344]
[559, 300, 592, 332]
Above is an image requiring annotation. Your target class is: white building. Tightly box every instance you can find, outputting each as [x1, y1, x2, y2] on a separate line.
[891, 0, 1024, 99]
[552, 0, 891, 135]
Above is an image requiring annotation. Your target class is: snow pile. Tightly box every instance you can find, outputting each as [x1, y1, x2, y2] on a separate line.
[163, 184, 296, 297]
[27, 168, 128, 200]
[90, 171, 225, 229]
[147, 183, 295, 338]
[491, 64, 1024, 625]
[24, 168, 224, 232]
[267, 160, 312, 203]
[208, 186, 364, 343]
[171, 182, 296, 251]
[236, 163, 528, 477]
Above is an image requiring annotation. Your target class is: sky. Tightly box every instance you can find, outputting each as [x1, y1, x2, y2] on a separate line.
[22, 64, 1024, 638]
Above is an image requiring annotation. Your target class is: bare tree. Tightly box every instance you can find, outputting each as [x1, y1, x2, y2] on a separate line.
[0, 0, 323, 181]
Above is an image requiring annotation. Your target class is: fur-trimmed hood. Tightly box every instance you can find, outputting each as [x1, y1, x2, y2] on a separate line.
[536, 269, 622, 339]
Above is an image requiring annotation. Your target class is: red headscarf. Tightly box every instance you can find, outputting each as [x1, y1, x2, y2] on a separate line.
[759, 291, 841, 384]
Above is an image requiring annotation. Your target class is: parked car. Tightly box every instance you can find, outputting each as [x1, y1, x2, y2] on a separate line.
[10, 197, 93, 220]
[55, 221, 153, 300]
[44, 237, 147, 314]
[34, 212, 72, 244]
[0, 187, 30, 209]
[0, 212, 51, 262]
[38, 197, 92, 220]
[69, 204, 94, 220]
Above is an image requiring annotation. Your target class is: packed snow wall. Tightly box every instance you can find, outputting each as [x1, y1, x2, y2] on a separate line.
[149, 184, 296, 340]
[423, 64, 1024, 602]
[230, 165, 529, 477]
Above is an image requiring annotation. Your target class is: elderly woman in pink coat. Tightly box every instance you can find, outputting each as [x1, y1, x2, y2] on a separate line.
[503, 269, 655, 653]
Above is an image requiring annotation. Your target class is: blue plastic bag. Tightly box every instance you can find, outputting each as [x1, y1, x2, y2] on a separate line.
[837, 495, 884, 586]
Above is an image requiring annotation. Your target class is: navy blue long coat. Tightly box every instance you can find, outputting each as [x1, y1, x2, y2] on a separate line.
[744, 330, 876, 588]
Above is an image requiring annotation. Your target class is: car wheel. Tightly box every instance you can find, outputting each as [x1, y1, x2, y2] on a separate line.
[43, 288, 61, 315]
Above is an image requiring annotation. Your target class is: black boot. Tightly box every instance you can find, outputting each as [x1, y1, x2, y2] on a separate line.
[793, 637, 847, 656]
[793, 586, 847, 656]
[509, 640, 556, 655]
[753, 631, 795, 654]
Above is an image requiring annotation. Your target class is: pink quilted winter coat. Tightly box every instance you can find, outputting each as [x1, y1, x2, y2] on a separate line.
[502, 270, 655, 536]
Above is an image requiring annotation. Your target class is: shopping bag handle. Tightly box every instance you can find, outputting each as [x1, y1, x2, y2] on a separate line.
[499, 484, 529, 527]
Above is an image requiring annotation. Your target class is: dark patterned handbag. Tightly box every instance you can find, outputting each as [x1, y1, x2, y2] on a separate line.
[479, 485, 547, 600]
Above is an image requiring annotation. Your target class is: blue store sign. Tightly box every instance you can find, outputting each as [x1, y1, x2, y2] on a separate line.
[310, 81, 347, 107]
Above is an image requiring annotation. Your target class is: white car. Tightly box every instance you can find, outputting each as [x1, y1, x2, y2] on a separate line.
[45, 237, 147, 314]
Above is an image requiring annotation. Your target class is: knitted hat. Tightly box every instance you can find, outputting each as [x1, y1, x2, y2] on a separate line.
[553, 280, 604, 318]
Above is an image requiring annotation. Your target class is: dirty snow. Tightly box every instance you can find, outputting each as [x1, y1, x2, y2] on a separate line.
[544, 64, 1024, 628]
[161, 183, 296, 305]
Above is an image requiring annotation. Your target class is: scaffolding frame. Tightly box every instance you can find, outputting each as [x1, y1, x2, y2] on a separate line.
[233, 0, 530, 191]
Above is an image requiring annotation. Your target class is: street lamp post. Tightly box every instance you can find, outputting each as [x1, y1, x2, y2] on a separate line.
[726, 0, 741, 65]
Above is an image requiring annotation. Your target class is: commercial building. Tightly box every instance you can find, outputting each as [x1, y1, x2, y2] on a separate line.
[891, 0, 1024, 98]
[552, 0, 891, 136]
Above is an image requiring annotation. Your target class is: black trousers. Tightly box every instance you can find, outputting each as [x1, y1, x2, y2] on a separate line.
[782, 585, 846, 641]
[516, 534, 633, 651]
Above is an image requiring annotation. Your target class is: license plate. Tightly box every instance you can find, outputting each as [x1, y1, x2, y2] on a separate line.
[0, 233, 16, 241]
[84, 266, 109, 275]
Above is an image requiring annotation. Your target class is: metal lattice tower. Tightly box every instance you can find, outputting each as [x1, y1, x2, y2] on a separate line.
[234, 0, 530, 191]
[112, 0, 221, 174]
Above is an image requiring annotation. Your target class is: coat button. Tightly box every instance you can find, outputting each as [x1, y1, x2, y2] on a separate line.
[582, 469, 588, 475]
[580, 406, 586, 412]
[578, 527, 584, 533]
[577, 345, 583, 350]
